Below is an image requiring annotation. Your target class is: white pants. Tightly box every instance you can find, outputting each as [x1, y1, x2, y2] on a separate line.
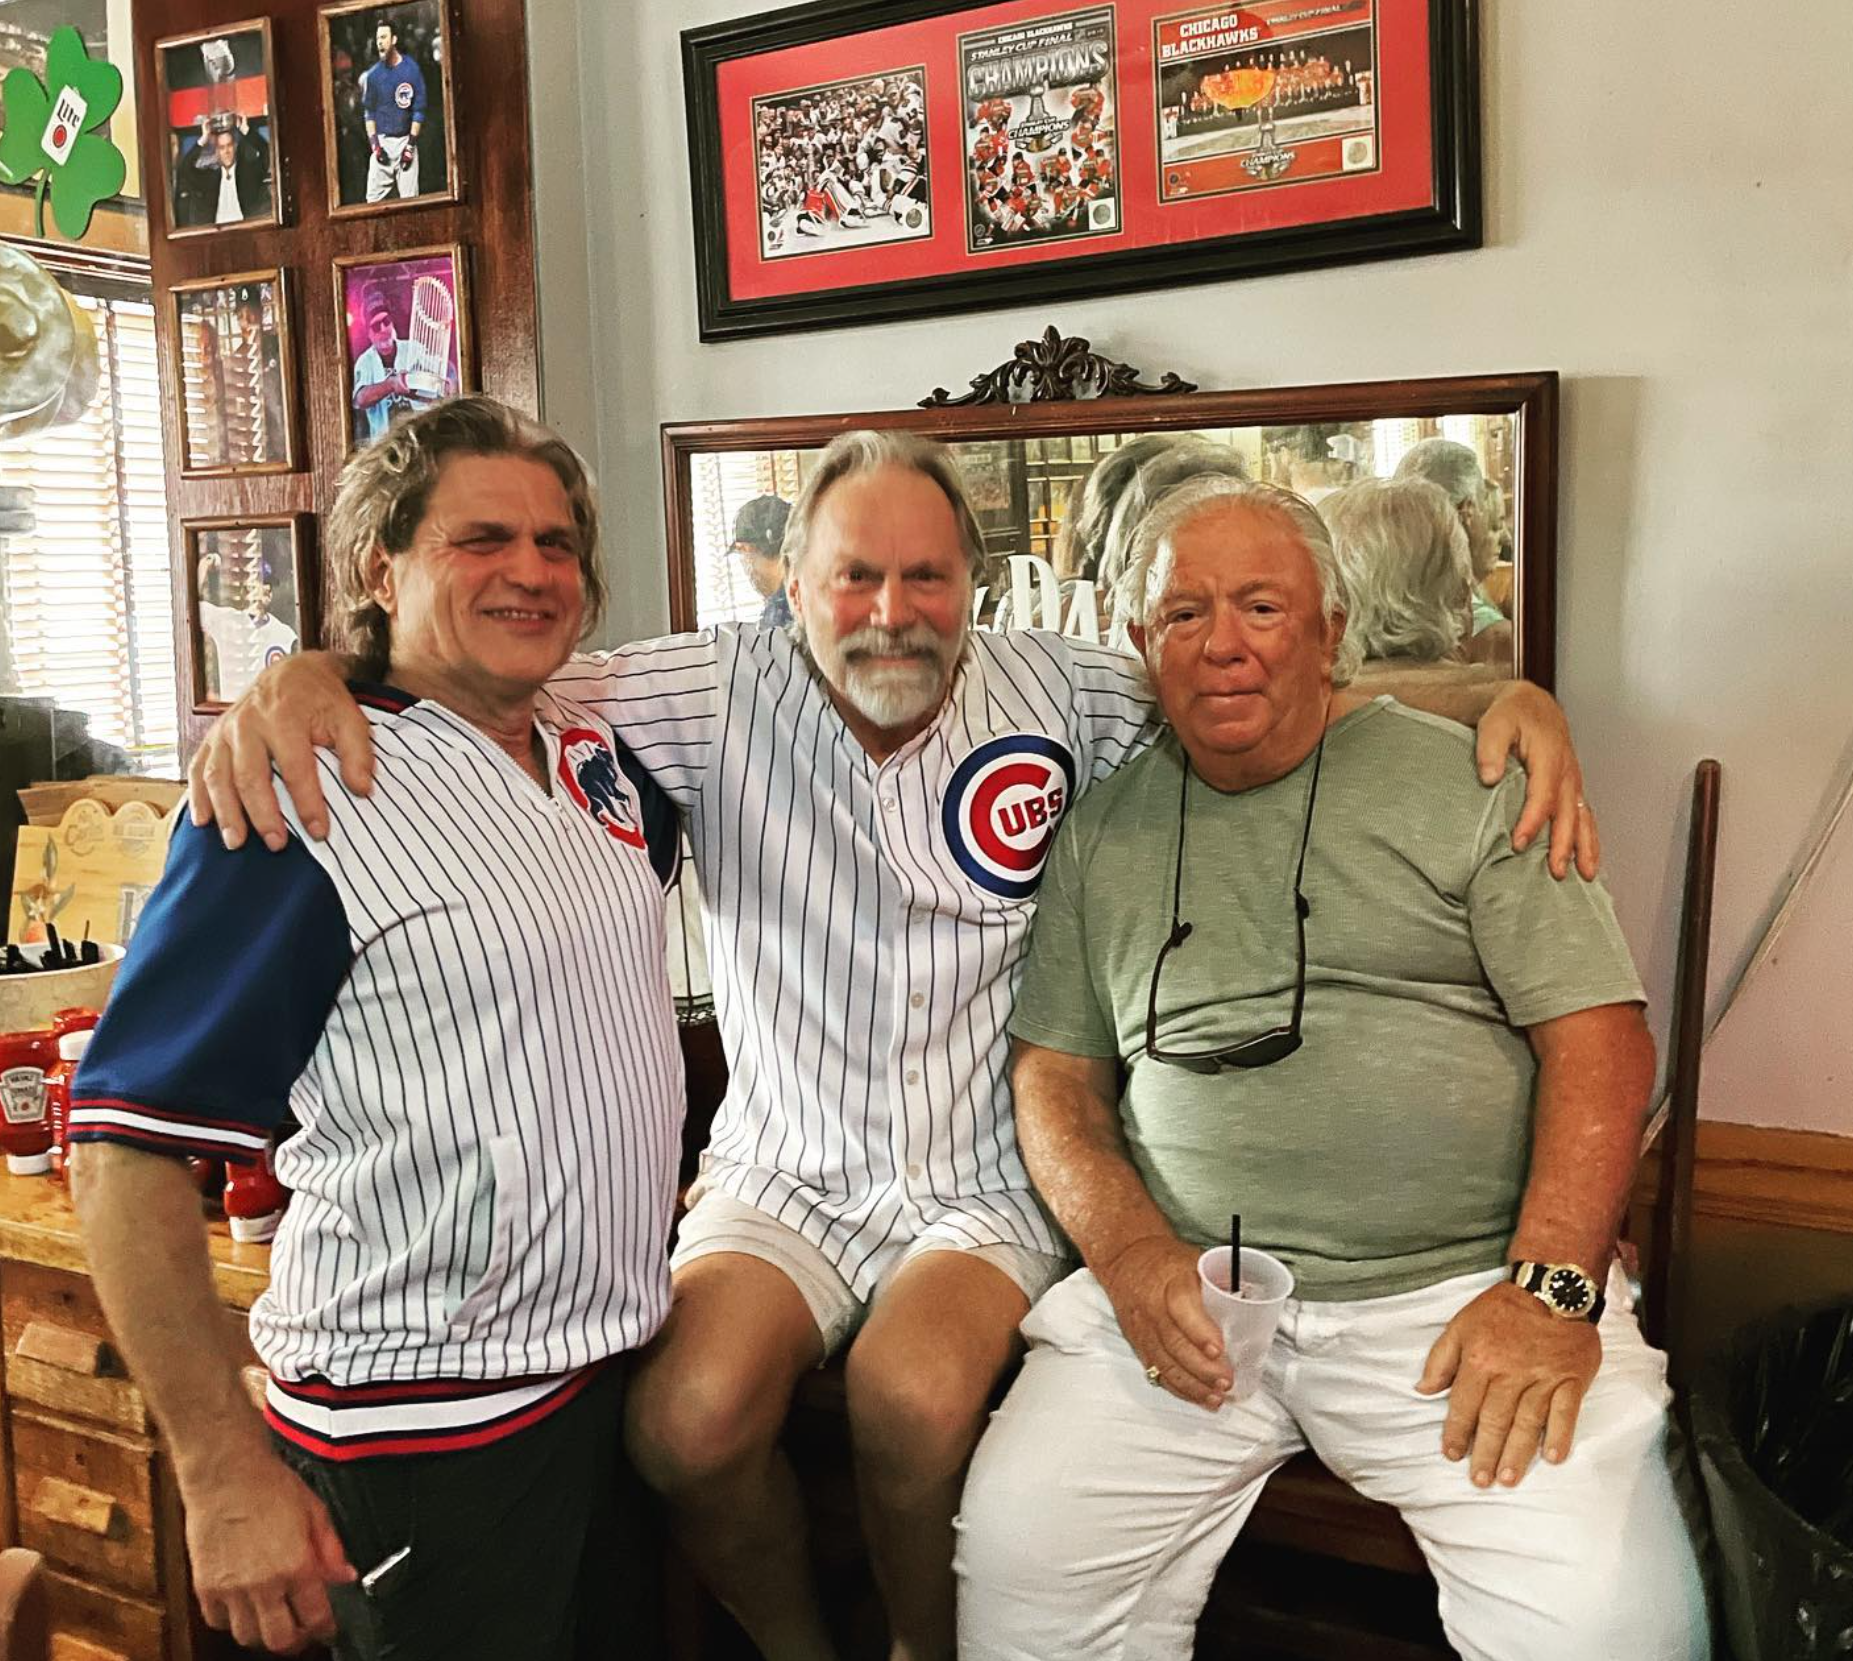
[366, 133, 419, 201]
[955, 1267, 1710, 1661]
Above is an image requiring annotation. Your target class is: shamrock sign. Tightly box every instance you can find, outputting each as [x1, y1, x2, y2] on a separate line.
[0, 25, 128, 241]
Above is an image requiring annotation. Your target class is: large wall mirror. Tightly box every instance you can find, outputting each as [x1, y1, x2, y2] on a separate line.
[663, 370, 1559, 688]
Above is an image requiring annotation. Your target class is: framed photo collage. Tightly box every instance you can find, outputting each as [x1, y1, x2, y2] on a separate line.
[155, 1, 473, 710]
[685, 0, 1479, 339]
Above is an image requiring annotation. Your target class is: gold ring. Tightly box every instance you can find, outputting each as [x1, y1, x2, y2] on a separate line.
[1145, 1365, 1163, 1387]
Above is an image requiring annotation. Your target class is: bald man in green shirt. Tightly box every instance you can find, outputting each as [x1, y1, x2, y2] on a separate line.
[955, 475, 1708, 1661]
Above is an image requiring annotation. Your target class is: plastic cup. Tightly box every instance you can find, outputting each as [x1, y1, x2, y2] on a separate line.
[1198, 1245, 1294, 1402]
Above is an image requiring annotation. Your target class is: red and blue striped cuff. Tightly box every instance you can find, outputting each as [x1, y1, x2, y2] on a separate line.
[67, 1096, 271, 1165]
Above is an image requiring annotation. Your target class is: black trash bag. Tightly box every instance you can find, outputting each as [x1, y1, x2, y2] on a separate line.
[1690, 1301, 1853, 1660]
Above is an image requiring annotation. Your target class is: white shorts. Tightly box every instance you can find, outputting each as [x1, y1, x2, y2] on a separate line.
[671, 1186, 1070, 1356]
[957, 1265, 1711, 1661]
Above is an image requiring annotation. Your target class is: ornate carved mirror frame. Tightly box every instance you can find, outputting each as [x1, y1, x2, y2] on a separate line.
[661, 340, 1559, 688]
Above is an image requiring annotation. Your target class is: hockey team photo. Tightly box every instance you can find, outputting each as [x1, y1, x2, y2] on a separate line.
[753, 68, 932, 259]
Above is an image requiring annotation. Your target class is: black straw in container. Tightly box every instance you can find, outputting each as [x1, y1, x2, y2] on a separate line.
[1231, 1213, 1241, 1272]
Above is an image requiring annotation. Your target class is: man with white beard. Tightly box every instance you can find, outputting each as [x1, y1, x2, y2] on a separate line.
[187, 428, 1593, 1661]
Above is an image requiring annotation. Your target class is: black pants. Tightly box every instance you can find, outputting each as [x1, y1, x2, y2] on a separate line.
[276, 1366, 662, 1661]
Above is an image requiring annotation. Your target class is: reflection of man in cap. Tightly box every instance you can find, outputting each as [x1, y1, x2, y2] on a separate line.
[731, 494, 792, 628]
[349, 284, 449, 446]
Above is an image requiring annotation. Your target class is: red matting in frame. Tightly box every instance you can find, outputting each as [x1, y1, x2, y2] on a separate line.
[715, 0, 1432, 306]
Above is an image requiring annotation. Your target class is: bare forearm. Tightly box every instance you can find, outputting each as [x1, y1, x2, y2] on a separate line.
[1509, 1006, 1657, 1277]
[70, 1146, 271, 1490]
[1354, 663, 1509, 725]
[1014, 1046, 1179, 1270]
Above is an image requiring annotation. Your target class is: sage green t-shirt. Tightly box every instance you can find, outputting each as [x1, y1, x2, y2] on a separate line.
[1009, 698, 1645, 1301]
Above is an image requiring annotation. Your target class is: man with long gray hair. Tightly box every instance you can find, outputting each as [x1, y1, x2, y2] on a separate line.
[187, 424, 1595, 1661]
[71, 398, 682, 1660]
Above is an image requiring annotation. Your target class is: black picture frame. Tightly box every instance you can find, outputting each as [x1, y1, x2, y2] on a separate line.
[684, 0, 1481, 343]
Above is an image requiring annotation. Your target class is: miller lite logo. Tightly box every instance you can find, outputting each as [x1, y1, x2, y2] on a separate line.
[557, 727, 644, 848]
[41, 86, 88, 167]
[941, 734, 1077, 901]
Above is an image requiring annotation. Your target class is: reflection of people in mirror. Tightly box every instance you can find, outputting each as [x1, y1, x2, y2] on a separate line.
[1324, 477, 1490, 679]
[177, 116, 272, 227]
[730, 494, 792, 628]
[197, 547, 298, 702]
[351, 285, 454, 445]
[1261, 422, 1369, 504]
[360, 19, 427, 201]
[1393, 439, 1515, 668]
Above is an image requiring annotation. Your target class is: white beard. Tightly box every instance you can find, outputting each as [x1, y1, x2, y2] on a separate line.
[802, 620, 965, 732]
[835, 656, 946, 729]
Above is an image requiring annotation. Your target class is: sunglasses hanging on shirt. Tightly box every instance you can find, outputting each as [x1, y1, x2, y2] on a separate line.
[1142, 725, 1326, 1074]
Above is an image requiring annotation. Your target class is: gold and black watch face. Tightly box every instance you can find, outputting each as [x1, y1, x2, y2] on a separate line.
[1545, 1266, 1593, 1313]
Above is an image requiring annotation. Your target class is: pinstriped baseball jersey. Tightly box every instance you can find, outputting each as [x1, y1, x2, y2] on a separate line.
[549, 626, 1159, 1296]
[70, 685, 683, 1456]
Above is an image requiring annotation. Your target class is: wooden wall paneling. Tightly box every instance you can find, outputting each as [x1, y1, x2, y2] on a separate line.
[1633, 1122, 1853, 1236]
[133, 0, 539, 760]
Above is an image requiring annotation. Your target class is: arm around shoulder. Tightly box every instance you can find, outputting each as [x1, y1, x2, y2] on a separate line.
[187, 649, 371, 851]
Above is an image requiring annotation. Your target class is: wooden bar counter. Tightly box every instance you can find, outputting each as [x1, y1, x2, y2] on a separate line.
[0, 1169, 270, 1661]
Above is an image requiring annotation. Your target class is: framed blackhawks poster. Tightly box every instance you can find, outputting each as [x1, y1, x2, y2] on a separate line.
[684, 0, 1480, 340]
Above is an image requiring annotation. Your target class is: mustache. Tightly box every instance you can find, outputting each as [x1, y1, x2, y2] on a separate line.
[837, 624, 954, 665]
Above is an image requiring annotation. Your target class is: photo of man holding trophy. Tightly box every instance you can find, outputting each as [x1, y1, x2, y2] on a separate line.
[337, 248, 466, 449]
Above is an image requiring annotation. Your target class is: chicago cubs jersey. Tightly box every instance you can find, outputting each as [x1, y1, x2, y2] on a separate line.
[550, 627, 1159, 1295]
[197, 601, 298, 703]
[70, 685, 682, 1457]
[360, 54, 426, 137]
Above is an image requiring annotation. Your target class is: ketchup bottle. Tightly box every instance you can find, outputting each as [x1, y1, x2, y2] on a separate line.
[44, 1008, 99, 1185]
[0, 1027, 58, 1175]
[223, 1142, 287, 1242]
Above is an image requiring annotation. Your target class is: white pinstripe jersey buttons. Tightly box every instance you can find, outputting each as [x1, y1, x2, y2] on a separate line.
[550, 627, 1159, 1296]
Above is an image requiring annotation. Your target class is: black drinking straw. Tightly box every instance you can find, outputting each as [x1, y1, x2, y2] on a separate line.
[1230, 1212, 1241, 1268]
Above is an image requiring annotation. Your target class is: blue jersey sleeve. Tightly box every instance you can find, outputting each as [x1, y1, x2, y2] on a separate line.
[407, 58, 428, 124]
[69, 822, 352, 1165]
[614, 739, 681, 889]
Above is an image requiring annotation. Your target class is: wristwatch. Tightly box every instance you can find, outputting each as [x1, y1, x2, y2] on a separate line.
[1508, 1260, 1605, 1323]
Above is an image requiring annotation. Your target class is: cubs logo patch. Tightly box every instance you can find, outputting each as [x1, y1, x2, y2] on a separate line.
[395, 82, 415, 109]
[264, 645, 291, 669]
[557, 727, 645, 848]
[941, 734, 1078, 901]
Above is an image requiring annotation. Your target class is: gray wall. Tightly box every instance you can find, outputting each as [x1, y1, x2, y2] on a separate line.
[530, 0, 1853, 1131]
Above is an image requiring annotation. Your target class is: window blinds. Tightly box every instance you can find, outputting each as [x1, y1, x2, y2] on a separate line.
[0, 292, 178, 775]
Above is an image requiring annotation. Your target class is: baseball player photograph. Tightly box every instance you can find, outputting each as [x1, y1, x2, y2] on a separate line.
[321, 0, 455, 213]
[337, 250, 466, 450]
[191, 524, 303, 706]
[184, 422, 1598, 1661]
